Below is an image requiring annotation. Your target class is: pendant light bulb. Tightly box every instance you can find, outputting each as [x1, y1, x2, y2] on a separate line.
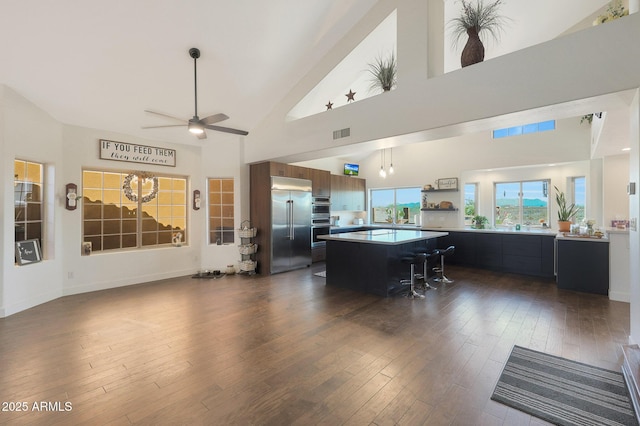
[379, 150, 387, 178]
[388, 148, 394, 174]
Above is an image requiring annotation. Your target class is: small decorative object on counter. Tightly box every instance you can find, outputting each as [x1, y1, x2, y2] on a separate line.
[555, 186, 578, 232]
[421, 192, 429, 209]
[586, 219, 595, 236]
[439, 201, 453, 210]
[225, 264, 236, 275]
[472, 215, 488, 229]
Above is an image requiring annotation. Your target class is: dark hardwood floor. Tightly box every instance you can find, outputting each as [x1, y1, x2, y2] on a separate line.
[0, 264, 630, 425]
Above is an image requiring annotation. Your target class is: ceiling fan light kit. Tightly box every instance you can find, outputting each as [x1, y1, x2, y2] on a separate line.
[188, 119, 204, 134]
[143, 47, 248, 138]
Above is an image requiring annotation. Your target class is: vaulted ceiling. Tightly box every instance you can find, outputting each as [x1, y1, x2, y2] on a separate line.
[0, 0, 378, 144]
[0, 0, 623, 151]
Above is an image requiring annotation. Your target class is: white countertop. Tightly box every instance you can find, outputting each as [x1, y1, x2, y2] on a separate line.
[421, 226, 557, 236]
[319, 230, 448, 245]
[606, 227, 630, 235]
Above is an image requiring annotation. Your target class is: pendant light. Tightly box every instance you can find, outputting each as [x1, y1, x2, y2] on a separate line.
[379, 150, 387, 178]
[388, 148, 394, 175]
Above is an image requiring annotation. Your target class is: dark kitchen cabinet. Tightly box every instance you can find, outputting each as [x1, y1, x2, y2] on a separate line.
[476, 233, 502, 269]
[434, 230, 555, 279]
[556, 238, 609, 295]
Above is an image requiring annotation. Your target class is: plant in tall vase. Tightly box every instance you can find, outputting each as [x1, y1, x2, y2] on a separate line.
[449, 0, 507, 68]
[555, 186, 578, 232]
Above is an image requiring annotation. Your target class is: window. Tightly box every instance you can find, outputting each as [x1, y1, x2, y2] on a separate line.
[370, 187, 421, 225]
[495, 180, 549, 227]
[83, 170, 187, 252]
[571, 176, 586, 223]
[464, 183, 477, 223]
[493, 120, 556, 139]
[14, 160, 44, 247]
[208, 178, 234, 244]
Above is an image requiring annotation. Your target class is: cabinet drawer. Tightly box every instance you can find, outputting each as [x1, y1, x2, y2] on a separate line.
[503, 254, 541, 275]
[502, 235, 541, 257]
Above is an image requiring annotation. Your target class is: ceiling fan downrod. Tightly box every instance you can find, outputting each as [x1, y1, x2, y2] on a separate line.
[189, 47, 200, 119]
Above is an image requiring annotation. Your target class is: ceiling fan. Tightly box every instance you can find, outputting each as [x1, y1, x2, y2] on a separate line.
[143, 47, 248, 139]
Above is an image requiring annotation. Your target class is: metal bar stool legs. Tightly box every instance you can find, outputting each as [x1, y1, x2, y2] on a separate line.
[422, 253, 436, 290]
[432, 246, 455, 284]
[400, 253, 426, 299]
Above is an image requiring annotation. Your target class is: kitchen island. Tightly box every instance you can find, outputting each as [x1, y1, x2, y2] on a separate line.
[319, 230, 448, 297]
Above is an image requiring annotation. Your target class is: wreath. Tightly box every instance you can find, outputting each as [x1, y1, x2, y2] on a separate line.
[122, 173, 158, 203]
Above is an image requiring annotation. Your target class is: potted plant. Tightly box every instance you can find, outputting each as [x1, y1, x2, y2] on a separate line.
[472, 215, 488, 229]
[554, 186, 578, 232]
[593, 0, 628, 25]
[449, 0, 507, 67]
[367, 51, 397, 93]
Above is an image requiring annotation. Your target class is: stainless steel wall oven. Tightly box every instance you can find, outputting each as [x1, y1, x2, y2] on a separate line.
[311, 196, 331, 247]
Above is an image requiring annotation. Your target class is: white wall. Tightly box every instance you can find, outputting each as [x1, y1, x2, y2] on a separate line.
[60, 125, 203, 298]
[297, 117, 625, 230]
[463, 162, 595, 227]
[630, 90, 640, 344]
[1, 86, 247, 317]
[244, 10, 640, 164]
[200, 140, 246, 271]
[603, 154, 631, 225]
[2, 86, 64, 316]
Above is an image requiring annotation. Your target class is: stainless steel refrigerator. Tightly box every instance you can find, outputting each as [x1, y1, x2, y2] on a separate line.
[271, 176, 312, 274]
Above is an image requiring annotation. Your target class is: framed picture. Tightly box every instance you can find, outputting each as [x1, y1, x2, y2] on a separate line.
[15, 239, 42, 265]
[437, 177, 458, 190]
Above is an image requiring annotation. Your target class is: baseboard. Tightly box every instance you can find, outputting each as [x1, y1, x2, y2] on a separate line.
[63, 269, 194, 296]
[622, 344, 640, 424]
[609, 291, 631, 303]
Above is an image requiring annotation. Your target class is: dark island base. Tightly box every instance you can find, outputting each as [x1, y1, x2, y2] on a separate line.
[325, 239, 438, 297]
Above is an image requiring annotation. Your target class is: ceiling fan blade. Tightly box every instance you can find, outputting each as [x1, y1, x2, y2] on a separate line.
[204, 124, 249, 136]
[141, 124, 187, 129]
[144, 110, 187, 123]
[196, 131, 207, 140]
[201, 113, 229, 125]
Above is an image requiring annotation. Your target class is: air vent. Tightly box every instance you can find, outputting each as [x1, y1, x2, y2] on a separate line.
[333, 128, 351, 140]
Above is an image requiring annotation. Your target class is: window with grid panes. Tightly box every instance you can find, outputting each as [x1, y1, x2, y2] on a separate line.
[208, 178, 234, 244]
[14, 160, 44, 250]
[82, 170, 187, 252]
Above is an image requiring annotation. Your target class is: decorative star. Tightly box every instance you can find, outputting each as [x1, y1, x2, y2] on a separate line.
[345, 89, 356, 102]
[325, 101, 333, 110]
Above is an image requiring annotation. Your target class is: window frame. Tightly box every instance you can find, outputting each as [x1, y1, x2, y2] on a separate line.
[208, 177, 235, 245]
[14, 159, 44, 259]
[494, 179, 550, 228]
[82, 169, 188, 253]
[370, 186, 421, 225]
[493, 120, 556, 139]
[464, 183, 478, 225]
[570, 176, 586, 223]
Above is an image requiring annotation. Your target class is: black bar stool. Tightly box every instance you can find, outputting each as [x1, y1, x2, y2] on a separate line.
[400, 253, 427, 299]
[415, 249, 437, 290]
[432, 245, 455, 284]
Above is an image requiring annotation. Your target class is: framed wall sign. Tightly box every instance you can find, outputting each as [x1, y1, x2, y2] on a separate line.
[437, 177, 458, 190]
[16, 239, 42, 265]
[99, 139, 176, 167]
